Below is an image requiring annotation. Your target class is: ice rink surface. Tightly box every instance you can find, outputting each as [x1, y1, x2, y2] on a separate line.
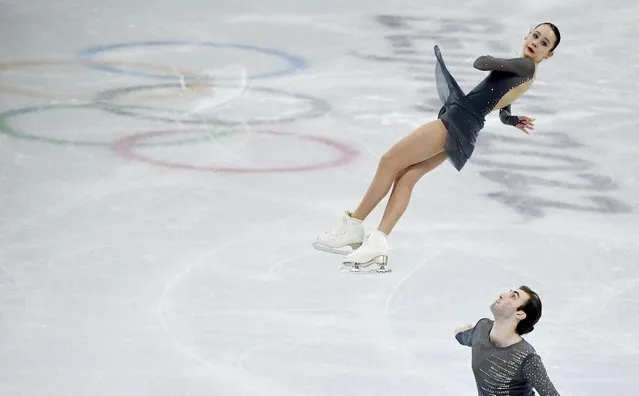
[1, 0, 638, 394]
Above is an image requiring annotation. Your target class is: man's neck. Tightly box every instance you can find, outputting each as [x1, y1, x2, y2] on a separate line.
[490, 320, 523, 347]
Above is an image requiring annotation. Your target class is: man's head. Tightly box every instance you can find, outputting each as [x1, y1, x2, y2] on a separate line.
[490, 285, 542, 335]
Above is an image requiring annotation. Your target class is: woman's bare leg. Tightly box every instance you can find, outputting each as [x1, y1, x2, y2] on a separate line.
[350, 119, 448, 221]
[378, 152, 448, 235]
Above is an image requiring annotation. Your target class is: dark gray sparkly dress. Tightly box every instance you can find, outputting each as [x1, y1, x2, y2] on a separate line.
[434, 45, 535, 171]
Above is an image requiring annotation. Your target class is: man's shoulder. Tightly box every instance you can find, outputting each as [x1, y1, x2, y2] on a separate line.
[516, 338, 538, 355]
[476, 317, 494, 329]
[469, 318, 494, 338]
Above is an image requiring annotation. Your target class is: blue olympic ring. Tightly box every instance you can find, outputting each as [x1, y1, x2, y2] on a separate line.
[77, 40, 308, 80]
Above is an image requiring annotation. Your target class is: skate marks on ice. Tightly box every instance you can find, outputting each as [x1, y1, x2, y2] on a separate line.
[156, 211, 331, 395]
[543, 248, 639, 356]
[236, 336, 458, 396]
[157, 244, 315, 394]
[157, 246, 409, 394]
[536, 278, 639, 394]
[0, 263, 27, 344]
[236, 252, 466, 394]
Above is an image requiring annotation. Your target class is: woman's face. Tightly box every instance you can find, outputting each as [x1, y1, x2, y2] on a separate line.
[523, 24, 557, 62]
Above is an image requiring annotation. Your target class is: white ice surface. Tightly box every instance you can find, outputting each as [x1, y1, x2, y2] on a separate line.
[1, 1, 638, 395]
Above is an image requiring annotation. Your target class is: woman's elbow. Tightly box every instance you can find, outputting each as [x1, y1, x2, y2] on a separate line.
[473, 56, 490, 70]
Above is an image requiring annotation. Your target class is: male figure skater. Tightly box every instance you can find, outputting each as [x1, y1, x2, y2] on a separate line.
[454, 286, 560, 395]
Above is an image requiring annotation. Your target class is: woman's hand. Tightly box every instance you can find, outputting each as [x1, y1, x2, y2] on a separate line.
[516, 116, 535, 134]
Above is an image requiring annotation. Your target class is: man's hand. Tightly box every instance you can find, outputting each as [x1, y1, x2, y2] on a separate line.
[454, 324, 474, 334]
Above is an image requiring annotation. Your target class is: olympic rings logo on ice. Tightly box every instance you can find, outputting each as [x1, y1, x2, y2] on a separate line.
[0, 42, 358, 173]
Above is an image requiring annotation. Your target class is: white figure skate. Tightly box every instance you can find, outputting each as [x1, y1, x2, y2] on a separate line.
[313, 211, 365, 255]
[340, 229, 391, 273]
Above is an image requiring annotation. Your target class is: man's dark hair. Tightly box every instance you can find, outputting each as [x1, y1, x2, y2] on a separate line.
[516, 285, 542, 335]
[534, 22, 561, 51]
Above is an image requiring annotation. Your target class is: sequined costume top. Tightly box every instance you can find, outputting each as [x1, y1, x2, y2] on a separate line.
[433, 45, 536, 171]
[467, 55, 536, 127]
[456, 318, 561, 396]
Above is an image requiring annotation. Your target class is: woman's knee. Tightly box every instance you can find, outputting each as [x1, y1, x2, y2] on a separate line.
[394, 154, 445, 190]
[394, 171, 421, 191]
[379, 151, 404, 175]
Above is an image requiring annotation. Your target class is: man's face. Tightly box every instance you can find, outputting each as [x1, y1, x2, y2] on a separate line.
[490, 288, 530, 320]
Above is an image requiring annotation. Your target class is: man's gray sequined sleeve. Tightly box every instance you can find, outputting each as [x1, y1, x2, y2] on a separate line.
[522, 354, 561, 396]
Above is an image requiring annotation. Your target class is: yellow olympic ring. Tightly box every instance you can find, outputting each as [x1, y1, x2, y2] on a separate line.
[0, 59, 208, 100]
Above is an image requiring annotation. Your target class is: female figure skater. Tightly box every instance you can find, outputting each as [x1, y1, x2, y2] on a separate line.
[313, 23, 561, 272]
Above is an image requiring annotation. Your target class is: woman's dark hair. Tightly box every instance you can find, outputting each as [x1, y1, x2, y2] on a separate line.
[516, 285, 542, 335]
[534, 22, 561, 51]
